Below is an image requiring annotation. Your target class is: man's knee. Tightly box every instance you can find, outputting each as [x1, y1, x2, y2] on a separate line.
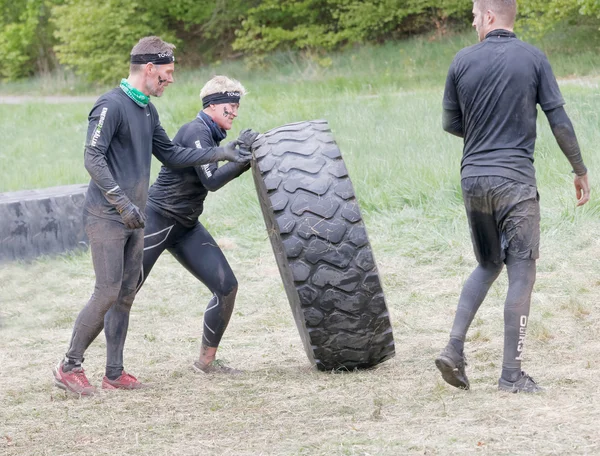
[92, 284, 122, 307]
[506, 258, 536, 287]
[479, 260, 504, 277]
[221, 276, 238, 298]
[117, 287, 137, 310]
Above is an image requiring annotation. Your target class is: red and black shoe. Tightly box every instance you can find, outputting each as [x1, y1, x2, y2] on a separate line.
[53, 361, 97, 396]
[102, 372, 146, 390]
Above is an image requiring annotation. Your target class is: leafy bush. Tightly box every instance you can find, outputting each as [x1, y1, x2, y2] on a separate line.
[51, 0, 177, 84]
[0, 0, 58, 80]
[517, 0, 600, 36]
[232, 0, 472, 58]
[3, 0, 600, 83]
[50, 0, 257, 83]
[160, 0, 260, 63]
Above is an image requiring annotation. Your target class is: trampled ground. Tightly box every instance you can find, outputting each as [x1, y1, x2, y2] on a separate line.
[2, 218, 600, 455]
[2, 31, 600, 455]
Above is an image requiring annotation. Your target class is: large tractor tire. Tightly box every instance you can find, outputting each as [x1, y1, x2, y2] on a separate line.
[251, 120, 395, 371]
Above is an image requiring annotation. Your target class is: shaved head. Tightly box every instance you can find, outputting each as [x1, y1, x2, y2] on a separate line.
[473, 0, 517, 26]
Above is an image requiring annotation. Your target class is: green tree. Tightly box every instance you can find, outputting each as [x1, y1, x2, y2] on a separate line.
[51, 0, 178, 84]
[50, 0, 257, 83]
[519, 0, 600, 34]
[161, 0, 260, 63]
[0, 0, 58, 80]
[232, 0, 471, 57]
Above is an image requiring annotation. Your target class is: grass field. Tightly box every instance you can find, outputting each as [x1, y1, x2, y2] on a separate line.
[2, 29, 600, 455]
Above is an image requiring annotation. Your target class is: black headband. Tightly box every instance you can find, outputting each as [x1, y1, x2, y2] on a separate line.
[130, 53, 175, 65]
[202, 92, 241, 108]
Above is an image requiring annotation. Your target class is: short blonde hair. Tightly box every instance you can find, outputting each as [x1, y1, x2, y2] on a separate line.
[200, 75, 246, 99]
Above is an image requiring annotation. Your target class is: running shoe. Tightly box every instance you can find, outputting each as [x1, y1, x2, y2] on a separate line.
[192, 359, 242, 375]
[435, 344, 470, 390]
[498, 371, 543, 393]
[52, 361, 97, 396]
[102, 372, 146, 390]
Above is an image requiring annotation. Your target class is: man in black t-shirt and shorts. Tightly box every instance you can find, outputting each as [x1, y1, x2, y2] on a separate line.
[435, 0, 590, 393]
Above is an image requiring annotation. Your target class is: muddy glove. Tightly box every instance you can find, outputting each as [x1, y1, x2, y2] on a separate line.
[117, 199, 146, 229]
[104, 187, 146, 229]
[237, 128, 260, 150]
[215, 140, 252, 163]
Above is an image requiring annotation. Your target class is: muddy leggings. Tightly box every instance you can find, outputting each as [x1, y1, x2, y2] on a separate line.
[103, 205, 238, 379]
[449, 177, 539, 380]
[65, 214, 144, 370]
[449, 257, 536, 375]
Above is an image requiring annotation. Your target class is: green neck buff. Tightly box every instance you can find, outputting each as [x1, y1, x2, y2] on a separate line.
[120, 78, 149, 107]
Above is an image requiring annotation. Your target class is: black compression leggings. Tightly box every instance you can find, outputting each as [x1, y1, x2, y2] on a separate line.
[449, 256, 536, 372]
[104, 206, 237, 379]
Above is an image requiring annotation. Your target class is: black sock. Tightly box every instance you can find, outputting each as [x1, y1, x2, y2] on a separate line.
[105, 369, 122, 381]
[501, 368, 521, 382]
[449, 337, 464, 354]
[62, 359, 81, 372]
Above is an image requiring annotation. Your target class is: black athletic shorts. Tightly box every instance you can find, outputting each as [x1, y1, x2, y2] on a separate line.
[461, 176, 540, 265]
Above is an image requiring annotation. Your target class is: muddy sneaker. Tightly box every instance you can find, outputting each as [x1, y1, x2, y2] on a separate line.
[53, 361, 97, 396]
[435, 344, 470, 390]
[498, 371, 543, 393]
[192, 359, 242, 375]
[102, 372, 146, 390]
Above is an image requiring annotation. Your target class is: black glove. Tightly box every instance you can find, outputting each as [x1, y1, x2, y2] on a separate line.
[103, 186, 146, 229]
[215, 140, 252, 163]
[116, 198, 146, 229]
[237, 128, 260, 149]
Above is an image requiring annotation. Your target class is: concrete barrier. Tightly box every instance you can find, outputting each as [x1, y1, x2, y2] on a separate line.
[0, 184, 88, 263]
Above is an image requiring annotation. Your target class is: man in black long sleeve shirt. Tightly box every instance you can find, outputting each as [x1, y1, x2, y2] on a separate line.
[435, 0, 590, 394]
[53, 37, 250, 395]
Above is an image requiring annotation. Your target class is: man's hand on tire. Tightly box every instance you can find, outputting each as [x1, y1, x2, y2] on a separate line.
[238, 128, 260, 149]
[217, 140, 252, 164]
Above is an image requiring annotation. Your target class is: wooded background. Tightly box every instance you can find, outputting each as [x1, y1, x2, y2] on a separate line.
[1, 0, 597, 83]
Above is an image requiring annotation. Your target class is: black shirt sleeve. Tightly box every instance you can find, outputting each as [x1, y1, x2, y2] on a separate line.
[443, 59, 460, 111]
[545, 106, 587, 176]
[197, 162, 250, 192]
[190, 124, 250, 192]
[536, 54, 565, 112]
[150, 107, 222, 168]
[83, 96, 122, 195]
[442, 108, 464, 138]
[178, 120, 250, 192]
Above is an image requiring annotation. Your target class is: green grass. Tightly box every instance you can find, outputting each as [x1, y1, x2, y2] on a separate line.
[2, 27, 600, 455]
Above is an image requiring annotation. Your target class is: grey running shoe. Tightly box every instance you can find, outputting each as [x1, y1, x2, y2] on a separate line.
[435, 344, 470, 390]
[498, 371, 543, 393]
[192, 359, 242, 375]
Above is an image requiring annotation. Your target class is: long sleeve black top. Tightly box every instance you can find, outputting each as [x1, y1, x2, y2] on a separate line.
[147, 113, 249, 227]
